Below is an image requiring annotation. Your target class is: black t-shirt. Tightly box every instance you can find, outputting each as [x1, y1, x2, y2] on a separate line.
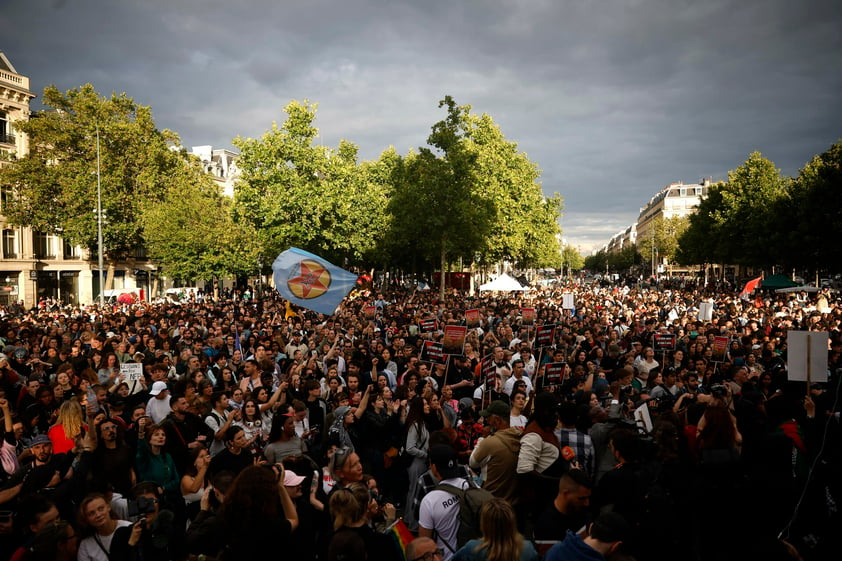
[209, 448, 253, 478]
[533, 502, 590, 542]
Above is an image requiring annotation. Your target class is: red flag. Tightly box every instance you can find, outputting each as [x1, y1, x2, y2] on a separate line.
[740, 276, 762, 299]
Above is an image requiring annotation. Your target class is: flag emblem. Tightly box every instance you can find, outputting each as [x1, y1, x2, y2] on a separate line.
[288, 259, 331, 299]
[272, 248, 358, 316]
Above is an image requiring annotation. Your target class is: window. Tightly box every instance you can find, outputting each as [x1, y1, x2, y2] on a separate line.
[0, 185, 13, 211]
[63, 239, 80, 259]
[134, 245, 148, 260]
[2, 229, 16, 259]
[679, 188, 687, 197]
[0, 112, 10, 144]
[33, 232, 55, 259]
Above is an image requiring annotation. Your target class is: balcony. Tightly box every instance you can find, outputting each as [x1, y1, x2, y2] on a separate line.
[0, 132, 14, 145]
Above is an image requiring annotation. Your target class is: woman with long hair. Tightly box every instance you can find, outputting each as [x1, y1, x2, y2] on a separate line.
[47, 399, 84, 455]
[402, 395, 430, 532]
[219, 464, 298, 558]
[134, 418, 181, 495]
[232, 398, 265, 456]
[180, 446, 211, 522]
[97, 353, 120, 387]
[453, 498, 538, 561]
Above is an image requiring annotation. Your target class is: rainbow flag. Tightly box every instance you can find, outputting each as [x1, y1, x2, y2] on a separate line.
[388, 518, 415, 561]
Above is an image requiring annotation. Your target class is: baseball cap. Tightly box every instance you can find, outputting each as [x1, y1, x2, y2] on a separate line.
[149, 381, 168, 396]
[429, 444, 460, 479]
[479, 400, 511, 418]
[283, 470, 306, 487]
[28, 434, 52, 448]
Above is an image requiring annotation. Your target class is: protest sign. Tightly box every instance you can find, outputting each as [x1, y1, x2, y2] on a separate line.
[442, 325, 468, 356]
[419, 318, 437, 333]
[698, 301, 713, 322]
[465, 308, 480, 328]
[535, 324, 556, 348]
[653, 333, 676, 352]
[562, 293, 575, 310]
[521, 307, 536, 326]
[787, 331, 829, 383]
[121, 362, 144, 382]
[543, 362, 566, 386]
[711, 336, 729, 363]
[421, 341, 445, 365]
[481, 353, 496, 387]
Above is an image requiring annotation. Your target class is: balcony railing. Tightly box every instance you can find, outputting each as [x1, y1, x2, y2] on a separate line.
[0, 132, 14, 145]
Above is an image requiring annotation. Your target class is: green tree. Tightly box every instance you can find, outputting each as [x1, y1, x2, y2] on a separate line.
[677, 153, 787, 268]
[561, 244, 584, 274]
[584, 250, 607, 272]
[638, 216, 689, 270]
[779, 141, 842, 271]
[0, 84, 181, 287]
[233, 100, 387, 266]
[386, 97, 497, 298]
[138, 156, 261, 284]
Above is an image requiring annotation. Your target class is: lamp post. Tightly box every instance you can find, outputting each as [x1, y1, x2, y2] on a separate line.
[96, 125, 104, 307]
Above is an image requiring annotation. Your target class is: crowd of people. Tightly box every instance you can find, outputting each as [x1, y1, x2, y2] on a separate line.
[0, 278, 839, 561]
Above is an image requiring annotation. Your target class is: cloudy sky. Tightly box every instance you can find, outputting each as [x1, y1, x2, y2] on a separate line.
[3, 0, 841, 253]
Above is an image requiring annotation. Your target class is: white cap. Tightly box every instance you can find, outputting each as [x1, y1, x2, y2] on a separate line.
[149, 381, 168, 396]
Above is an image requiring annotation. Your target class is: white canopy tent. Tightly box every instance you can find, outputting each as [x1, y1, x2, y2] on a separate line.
[478, 273, 528, 292]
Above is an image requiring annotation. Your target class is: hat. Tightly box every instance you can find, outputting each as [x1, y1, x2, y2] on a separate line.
[106, 331, 116, 339]
[479, 400, 511, 418]
[283, 470, 306, 487]
[0, 353, 7, 364]
[149, 381, 168, 396]
[28, 434, 52, 448]
[429, 444, 460, 479]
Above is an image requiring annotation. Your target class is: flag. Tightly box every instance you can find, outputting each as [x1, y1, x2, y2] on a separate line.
[234, 324, 241, 353]
[272, 247, 359, 316]
[285, 300, 298, 319]
[740, 276, 762, 300]
[387, 518, 414, 561]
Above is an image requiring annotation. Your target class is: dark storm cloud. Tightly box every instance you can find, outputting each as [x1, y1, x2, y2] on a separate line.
[2, 0, 840, 252]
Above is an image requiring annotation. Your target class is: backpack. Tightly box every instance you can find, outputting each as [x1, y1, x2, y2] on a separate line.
[434, 479, 495, 552]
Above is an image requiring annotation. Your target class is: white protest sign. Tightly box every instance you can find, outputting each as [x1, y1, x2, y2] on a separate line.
[786, 331, 828, 383]
[562, 293, 575, 310]
[121, 362, 144, 382]
[698, 302, 713, 322]
[634, 402, 653, 433]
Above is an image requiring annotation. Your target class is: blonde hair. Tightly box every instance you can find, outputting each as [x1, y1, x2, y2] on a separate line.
[56, 399, 84, 441]
[328, 482, 369, 530]
[475, 498, 524, 561]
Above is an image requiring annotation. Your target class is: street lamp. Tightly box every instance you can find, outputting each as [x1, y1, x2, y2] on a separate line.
[96, 125, 104, 307]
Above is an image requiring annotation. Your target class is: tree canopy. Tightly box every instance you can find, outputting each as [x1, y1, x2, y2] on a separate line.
[0, 84, 181, 260]
[233, 100, 388, 267]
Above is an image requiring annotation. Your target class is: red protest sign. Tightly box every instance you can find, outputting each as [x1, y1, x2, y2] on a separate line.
[465, 308, 480, 328]
[442, 325, 467, 356]
[521, 307, 536, 326]
[653, 333, 676, 352]
[535, 324, 556, 348]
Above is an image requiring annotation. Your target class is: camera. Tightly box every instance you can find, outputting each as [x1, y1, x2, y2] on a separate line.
[710, 384, 728, 398]
[127, 496, 157, 517]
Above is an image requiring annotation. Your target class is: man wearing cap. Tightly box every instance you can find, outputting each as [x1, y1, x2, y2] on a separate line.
[418, 444, 470, 561]
[469, 400, 521, 504]
[145, 382, 171, 424]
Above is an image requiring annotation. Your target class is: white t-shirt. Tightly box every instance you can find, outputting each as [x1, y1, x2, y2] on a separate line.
[77, 520, 132, 561]
[146, 395, 172, 424]
[419, 477, 469, 560]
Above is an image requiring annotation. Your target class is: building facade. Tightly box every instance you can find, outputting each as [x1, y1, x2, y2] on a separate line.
[0, 51, 159, 308]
